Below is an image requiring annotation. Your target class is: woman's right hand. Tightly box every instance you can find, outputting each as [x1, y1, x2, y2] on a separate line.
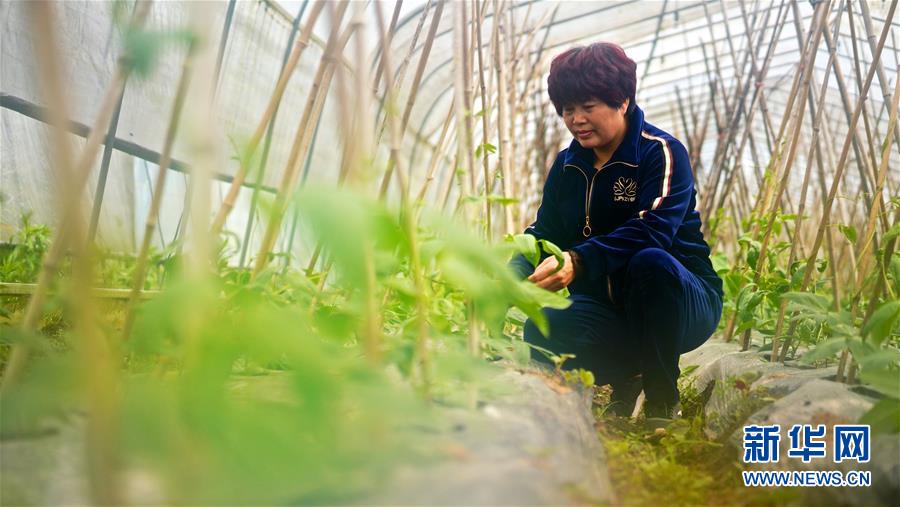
[528, 252, 575, 291]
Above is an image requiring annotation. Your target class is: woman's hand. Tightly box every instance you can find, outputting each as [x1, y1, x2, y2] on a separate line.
[528, 251, 575, 291]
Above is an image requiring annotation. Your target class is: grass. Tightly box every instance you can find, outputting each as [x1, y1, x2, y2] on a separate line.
[592, 378, 801, 506]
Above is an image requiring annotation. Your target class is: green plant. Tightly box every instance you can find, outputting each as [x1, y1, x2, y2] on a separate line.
[0, 213, 51, 283]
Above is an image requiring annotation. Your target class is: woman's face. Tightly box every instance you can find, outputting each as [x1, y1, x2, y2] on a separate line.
[561, 98, 629, 155]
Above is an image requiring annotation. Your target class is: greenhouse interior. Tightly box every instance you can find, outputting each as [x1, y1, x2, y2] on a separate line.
[1, 0, 898, 505]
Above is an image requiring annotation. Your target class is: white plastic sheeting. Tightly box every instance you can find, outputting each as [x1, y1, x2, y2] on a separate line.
[1, 0, 338, 260]
[1, 0, 898, 258]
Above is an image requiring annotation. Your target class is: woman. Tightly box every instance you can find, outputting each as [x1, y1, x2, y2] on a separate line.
[510, 42, 723, 424]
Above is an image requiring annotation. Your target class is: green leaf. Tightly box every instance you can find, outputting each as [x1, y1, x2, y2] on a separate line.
[580, 369, 595, 387]
[860, 398, 900, 434]
[710, 252, 730, 274]
[781, 291, 831, 311]
[486, 194, 518, 205]
[519, 281, 571, 310]
[799, 336, 846, 364]
[476, 142, 497, 155]
[855, 348, 900, 371]
[538, 239, 565, 273]
[511, 234, 539, 267]
[859, 368, 900, 398]
[846, 338, 878, 363]
[883, 223, 900, 245]
[837, 224, 857, 245]
[862, 300, 900, 347]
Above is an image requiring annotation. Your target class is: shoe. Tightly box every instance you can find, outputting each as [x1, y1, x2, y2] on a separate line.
[643, 400, 682, 431]
[606, 374, 643, 417]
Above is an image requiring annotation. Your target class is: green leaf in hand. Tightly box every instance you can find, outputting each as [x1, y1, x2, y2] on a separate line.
[511, 234, 540, 267]
[538, 239, 565, 273]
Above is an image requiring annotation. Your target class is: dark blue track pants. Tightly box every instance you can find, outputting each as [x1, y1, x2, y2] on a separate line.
[523, 248, 723, 407]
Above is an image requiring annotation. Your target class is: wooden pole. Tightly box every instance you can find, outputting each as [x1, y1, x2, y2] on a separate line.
[377, 1, 446, 199]
[1, 1, 153, 391]
[251, 1, 351, 277]
[777, 0, 897, 362]
[374, 0, 432, 396]
[492, 0, 514, 235]
[739, 0, 831, 351]
[210, 1, 326, 234]
[857, 0, 900, 156]
[474, 0, 492, 240]
[120, 47, 195, 342]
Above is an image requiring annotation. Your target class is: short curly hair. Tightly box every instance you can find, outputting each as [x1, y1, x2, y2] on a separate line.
[547, 42, 637, 116]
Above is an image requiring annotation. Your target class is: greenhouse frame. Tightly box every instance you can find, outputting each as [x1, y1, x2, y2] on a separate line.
[1, 0, 898, 505]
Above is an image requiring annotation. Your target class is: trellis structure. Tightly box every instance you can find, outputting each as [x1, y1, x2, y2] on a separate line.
[0, 0, 897, 389]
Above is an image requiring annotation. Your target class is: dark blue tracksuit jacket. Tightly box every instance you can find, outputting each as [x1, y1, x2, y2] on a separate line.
[511, 104, 723, 405]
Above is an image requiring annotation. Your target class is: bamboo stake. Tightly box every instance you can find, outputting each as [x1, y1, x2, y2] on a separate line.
[771, 17, 848, 357]
[732, 0, 776, 152]
[739, 0, 831, 351]
[120, 47, 195, 342]
[700, 43, 726, 136]
[722, 0, 818, 342]
[210, 1, 325, 234]
[251, 1, 351, 277]
[182, 1, 220, 280]
[698, 6, 745, 221]
[1, 0, 152, 391]
[817, 8, 880, 218]
[777, 0, 897, 362]
[712, 0, 788, 218]
[463, 1, 478, 213]
[454, 0, 480, 358]
[848, 207, 900, 383]
[858, 0, 900, 157]
[845, 2, 890, 234]
[474, 0, 492, 240]
[414, 104, 456, 204]
[745, 17, 810, 229]
[853, 73, 900, 287]
[375, 0, 432, 144]
[439, 132, 460, 211]
[505, 2, 519, 228]
[372, 0, 404, 94]
[19, 3, 121, 503]
[374, 0, 432, 396]
[492, 0, 514, 235]
[377, 1, 446, 199]
[329, 2, 381, 362]
[702, 2, 735, 119]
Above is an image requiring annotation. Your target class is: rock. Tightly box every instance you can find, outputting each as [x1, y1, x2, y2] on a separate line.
[680, 340, 743, 385]
[366, 367, 613, 505]
[702, 364, 842, 440]
[680, 340, 775, 394]
[0, 419, 89, 506]
[750, 365, 838, 399]
[734, 380, 875, 447]
[1, 366, 613, 506]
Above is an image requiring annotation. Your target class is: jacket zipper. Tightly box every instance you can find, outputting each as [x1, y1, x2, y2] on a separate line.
[563, 160, 637, 238]
[564, 163, 598, 237]
[564, 159, 637, 305]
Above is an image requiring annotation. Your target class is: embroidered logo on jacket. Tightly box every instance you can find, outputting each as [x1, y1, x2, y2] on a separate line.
[613, 177, 637, 202]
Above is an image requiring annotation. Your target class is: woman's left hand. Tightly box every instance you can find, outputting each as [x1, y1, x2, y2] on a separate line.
[528, 251, 575, 291]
